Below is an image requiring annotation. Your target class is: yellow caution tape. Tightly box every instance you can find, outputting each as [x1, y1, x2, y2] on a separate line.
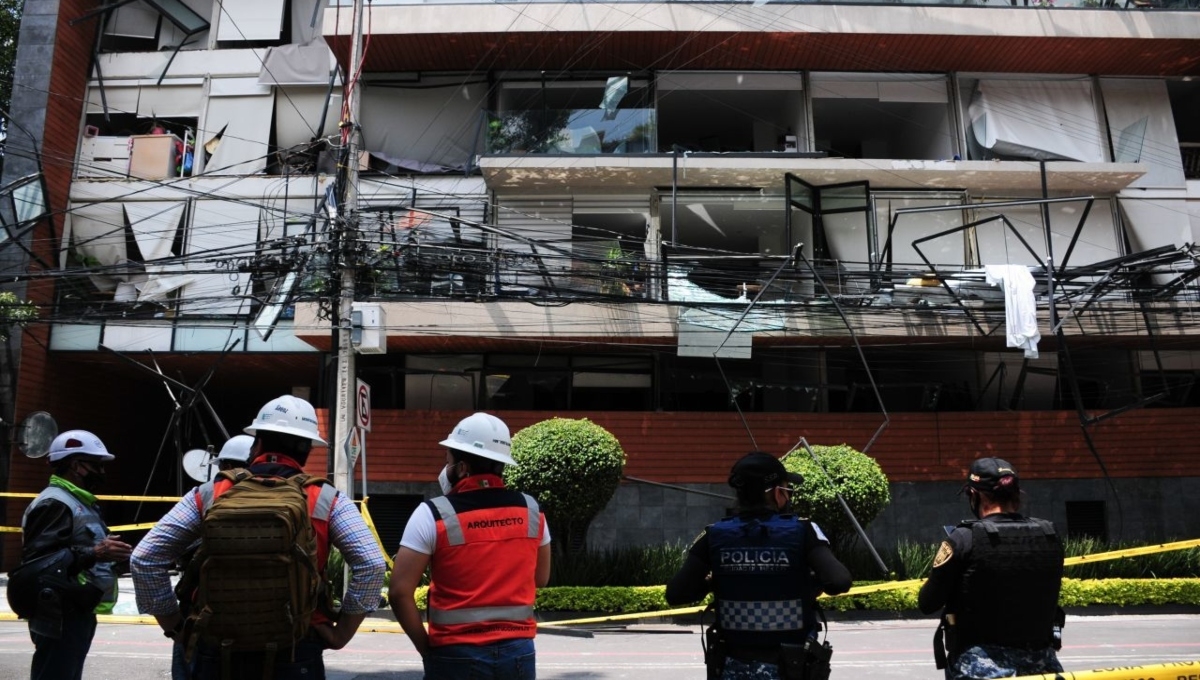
[1013, 660, 1200, 680]
[357, 497, 394, 570]
[106, 523, 160, 532]
[1064, 539, 1200, 567]
[0, 493, 182, 502]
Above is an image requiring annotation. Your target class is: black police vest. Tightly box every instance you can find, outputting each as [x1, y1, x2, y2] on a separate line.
[952, 517, 1064, 651]
[707, 513, 816, 649]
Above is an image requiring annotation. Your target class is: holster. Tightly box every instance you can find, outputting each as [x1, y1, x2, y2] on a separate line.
[933, 617, 958, 670]
[780, 639, 833, 680]
[703, 625, 726, 680]
[1052, 606, 1066, 651]
[28, 588, 64, 639]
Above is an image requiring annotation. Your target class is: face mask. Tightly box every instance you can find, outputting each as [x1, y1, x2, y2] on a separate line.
[438, 464, 458, 495]
[78, 463, 106, 491]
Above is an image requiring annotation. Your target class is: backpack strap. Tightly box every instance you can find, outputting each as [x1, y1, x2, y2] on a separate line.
[311, 484, 338, 522]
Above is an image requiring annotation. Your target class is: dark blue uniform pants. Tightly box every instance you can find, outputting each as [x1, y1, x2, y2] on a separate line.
[30, 611, 97, 680]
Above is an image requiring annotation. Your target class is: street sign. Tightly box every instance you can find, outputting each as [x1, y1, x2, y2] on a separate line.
[347, 427, 363, 468]
[356, 378, 371, 432]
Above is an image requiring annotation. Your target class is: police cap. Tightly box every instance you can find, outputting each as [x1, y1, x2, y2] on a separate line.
[964, 457, 1019, 493]
[728, 451, 804, 490]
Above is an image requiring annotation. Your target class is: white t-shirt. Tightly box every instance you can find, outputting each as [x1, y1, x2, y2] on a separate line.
[399, 501, 552, 556]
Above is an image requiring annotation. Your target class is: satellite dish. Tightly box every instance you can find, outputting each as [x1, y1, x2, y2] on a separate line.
[182, 448, 218, 483]
[18, 411, 58, 459]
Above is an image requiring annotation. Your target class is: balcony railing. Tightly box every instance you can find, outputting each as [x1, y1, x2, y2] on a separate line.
[485, 109, 656, 155]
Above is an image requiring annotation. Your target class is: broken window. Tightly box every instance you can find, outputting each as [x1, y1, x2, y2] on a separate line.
[270, 86, 340, 173]
[493, 197, 572, 295]
[973, 197, 1120, 268]
[81, 81, 202, 178]
[1100, 78, 1186, 188]
[571, 195, 651, 298]
[64, 200, 192, 304]
[660, 190, 790, 301]
[875, 191, 970, 272]
[490, 75, 654, 154]
[962, 76, 1105, 163]
[657, 71, 805, 153]
[361, 77, 487, 172]
[811, 73, 953, 161]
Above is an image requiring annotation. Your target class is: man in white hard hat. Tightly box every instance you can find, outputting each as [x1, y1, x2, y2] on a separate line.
[166, 433, 256, 680]
[215, 433, 254, 471]
[390, 412, 552, 680]
[17, 429, 132, 679]
[132, 395, 387, 679]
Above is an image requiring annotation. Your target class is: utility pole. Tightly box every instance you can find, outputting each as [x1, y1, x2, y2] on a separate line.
[331, 0, 366, 497]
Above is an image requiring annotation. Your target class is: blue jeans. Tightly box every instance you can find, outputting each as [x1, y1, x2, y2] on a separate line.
[192, 634, 325, 680]
[424, 638, 536, 680]
[30, 611, 96, 680]
[172, 638, 193, 680]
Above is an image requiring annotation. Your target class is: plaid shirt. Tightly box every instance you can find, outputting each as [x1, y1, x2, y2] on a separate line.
[131, 483, 387, 616]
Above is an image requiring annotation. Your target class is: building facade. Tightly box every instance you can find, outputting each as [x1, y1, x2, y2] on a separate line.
[2, 0, 1200, 566]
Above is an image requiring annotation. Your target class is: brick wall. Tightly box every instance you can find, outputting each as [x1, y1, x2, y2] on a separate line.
[307, 407, 1200, 484]
[3, 0, 104, 563]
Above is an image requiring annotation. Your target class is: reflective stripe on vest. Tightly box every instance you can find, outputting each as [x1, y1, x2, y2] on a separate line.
[429, 604, 537, 626]
[430, 493, 540, 547]
[718, 598, 805, 631]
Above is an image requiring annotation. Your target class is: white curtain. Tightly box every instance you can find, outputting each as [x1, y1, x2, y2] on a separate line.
[969, 80, 1105, 162]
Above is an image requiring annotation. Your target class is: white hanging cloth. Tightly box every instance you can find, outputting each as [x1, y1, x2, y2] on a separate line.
[984, 265, 1041, 359]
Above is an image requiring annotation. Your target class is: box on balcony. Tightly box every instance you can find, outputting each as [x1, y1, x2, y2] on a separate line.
[129, 134, 180, 180]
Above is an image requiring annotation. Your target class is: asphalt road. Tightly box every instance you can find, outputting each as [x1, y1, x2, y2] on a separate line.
[0, 614, 1197, 679]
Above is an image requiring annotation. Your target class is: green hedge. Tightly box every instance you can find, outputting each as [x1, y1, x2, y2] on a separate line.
[405, 579, 1200, 614]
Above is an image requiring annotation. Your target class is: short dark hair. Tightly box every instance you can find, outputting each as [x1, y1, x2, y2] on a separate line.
[257, 431, 312, 463]
[449, 449, 505, 477]
[735, 484, 771, 510]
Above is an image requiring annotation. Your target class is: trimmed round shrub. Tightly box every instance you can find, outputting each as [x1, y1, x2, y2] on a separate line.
[781, 443, 890, 553]
[506, 418, 626, 554]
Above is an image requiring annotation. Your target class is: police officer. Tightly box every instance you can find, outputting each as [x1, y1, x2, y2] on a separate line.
[918, 457, 1065, 680]
[390, 413, 551, 680]
[20, 429, 133, 680]
[666, 451, 852, 680]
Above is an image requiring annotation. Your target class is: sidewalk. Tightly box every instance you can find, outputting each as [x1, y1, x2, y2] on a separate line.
[0, 572, 398, 623]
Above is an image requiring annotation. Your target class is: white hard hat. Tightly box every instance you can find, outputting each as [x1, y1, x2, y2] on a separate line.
[244, 395, 327, 445]
[48, 430, 115, 463]
[217, 434, 255, 463]
[439, 413, 516, 466]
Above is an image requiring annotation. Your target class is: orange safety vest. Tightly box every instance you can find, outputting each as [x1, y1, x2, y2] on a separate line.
[427, 474, 544, 647]
[193, 454, 337, 625]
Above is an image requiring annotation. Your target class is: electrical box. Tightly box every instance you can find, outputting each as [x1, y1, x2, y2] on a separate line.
[78, 136, 131, 178]
[351, 302, 387, 354]
[129, 134, 180, 180]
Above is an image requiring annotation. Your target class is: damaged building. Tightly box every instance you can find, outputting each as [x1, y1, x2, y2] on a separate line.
[1, 0, 1200, 566]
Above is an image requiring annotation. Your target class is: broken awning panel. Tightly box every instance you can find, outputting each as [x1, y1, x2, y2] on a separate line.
[203, 93, 273, 174]
[137, 264, 195, 302]
[969, 79, 1105, 163]
[122, 201, 184, 261]
[259, 44, 334, 86]
[1100, 79, 1186, 189]
[67, 202, 128, 293]
[177, 200, 260, 315]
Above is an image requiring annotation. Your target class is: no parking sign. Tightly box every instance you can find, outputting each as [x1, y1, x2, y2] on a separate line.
[356, 378, 371, 432]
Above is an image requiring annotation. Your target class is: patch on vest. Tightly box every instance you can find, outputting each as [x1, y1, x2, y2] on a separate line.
[718, 548, 791, 572]
[933, 540, 954, 568]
